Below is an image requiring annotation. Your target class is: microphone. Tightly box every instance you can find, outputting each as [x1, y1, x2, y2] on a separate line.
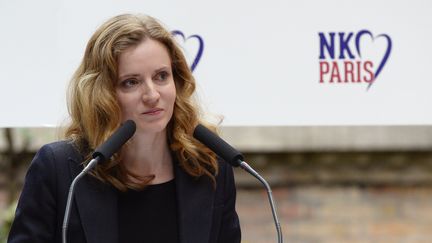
[193, 124, 283, 243]
[92, 119, 137, 163]
[193, 124, 243, 167]
[62, 120, 136, 243]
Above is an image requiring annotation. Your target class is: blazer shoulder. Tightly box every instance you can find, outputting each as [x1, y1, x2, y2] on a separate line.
[39, 140, 82, 162]
[28, 140, 83, 178]
[8, 141, 83, 243]
[41, 139, 78, 155]
[216, 156, 235, 181]
[214, 156, 237, 200]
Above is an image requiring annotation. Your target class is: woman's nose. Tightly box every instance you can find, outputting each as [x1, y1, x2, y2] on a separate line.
[141, 82, 160, 105]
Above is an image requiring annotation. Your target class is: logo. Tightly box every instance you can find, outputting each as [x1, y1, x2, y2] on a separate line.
[319, 30, 392, 90]
[172, 30, 204, 72]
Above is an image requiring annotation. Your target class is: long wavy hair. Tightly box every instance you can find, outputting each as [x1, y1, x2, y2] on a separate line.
[65, 14, 218, 191]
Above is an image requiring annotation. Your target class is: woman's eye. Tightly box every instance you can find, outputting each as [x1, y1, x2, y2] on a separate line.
[155, 71, 169, 82]
[121, 79, 139, 88]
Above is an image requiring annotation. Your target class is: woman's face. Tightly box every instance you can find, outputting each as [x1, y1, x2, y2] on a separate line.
[116, 38, 176, 134]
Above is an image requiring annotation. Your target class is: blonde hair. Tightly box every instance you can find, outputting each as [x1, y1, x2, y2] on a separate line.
[65, 14, 218, 191]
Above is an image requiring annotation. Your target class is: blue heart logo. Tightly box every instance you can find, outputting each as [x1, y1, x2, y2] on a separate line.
[355, 30, 392, 90]
[171, 30, 204, 72]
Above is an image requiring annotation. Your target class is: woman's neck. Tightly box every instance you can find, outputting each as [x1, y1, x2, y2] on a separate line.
[121, 130, 174, 183]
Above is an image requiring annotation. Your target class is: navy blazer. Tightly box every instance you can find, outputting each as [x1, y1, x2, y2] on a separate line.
[8, 141, 241, 243]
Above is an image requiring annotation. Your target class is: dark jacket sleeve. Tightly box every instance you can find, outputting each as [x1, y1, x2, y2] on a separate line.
[217, 163, 241, 243]
[8, 145, 58, 243]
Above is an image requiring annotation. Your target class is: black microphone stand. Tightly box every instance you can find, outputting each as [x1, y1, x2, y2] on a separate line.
[238, 160, 283, 243]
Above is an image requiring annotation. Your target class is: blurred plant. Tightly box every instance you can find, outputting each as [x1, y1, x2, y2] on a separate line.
[0, 128, 33, 202]
[0, 128, 33, 240]
[0, 201, 17, 242]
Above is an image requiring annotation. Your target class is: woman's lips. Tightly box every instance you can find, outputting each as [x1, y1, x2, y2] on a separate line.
[142, 108, 163, 115]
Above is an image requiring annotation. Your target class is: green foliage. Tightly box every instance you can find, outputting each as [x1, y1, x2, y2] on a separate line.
[0, 128, 33, 242]
[0, 201, 17, 243]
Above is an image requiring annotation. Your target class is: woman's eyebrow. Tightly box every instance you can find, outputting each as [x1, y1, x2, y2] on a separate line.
[118, 73, 140, 80]
[154, 66, 170, 73]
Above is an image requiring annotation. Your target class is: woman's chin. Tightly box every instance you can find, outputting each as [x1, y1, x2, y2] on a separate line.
[136, 121, 168, 134]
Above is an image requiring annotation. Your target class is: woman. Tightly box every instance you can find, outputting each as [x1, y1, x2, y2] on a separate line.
[8, 14, 241, 243]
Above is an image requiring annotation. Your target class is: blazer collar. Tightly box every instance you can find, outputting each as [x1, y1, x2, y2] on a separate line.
[67, 147, 215, 243]
[174, 161, 215, 243]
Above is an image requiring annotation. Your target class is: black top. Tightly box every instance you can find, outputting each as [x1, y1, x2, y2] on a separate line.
[118, 179, 179, 243]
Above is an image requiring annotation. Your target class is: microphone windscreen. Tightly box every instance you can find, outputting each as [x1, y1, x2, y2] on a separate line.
[193, 124, 243, 167]
[92, 120, 136, 163]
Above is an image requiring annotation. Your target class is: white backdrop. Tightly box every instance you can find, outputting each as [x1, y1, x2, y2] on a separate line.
[0, 0, 431, 127]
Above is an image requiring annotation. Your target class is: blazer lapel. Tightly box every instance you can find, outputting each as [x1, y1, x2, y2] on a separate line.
[68, 155, 118, 243]
[175, 162, 215, 243]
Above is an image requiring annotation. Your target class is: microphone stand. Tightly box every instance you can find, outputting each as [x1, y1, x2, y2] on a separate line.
[239, 160, 283, 243]
[61, 119, 136, 243]
[62, 157, 99, 243]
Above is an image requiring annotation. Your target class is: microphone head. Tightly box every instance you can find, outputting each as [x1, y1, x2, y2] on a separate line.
[193, 124, 243, 167]
[92, 120, 136, 163]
